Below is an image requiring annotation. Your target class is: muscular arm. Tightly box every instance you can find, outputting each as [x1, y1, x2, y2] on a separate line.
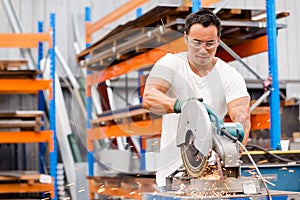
[227, 96, 251, 147]
[142, 77, 176, 115]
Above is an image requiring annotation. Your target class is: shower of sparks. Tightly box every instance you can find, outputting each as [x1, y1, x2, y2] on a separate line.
[257, 160, 269, 164]
[43, 191, 52, 195]
[172, 161, 262, 198]
[97, 187, 105, 193]
[129, 191, 136, 195]
[126, 130, 134, 134]
[97, 184, 106, 193]
[281, 167, 288, 170]
[78, 187, 86, 193]
[66, 183, 75, 187]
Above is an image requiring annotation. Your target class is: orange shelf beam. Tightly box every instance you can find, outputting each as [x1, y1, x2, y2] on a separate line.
[184, 0, 220, 7]
[86, 37, 186, 86]
[86, 0, 150, 36]
[0, 79, 52, 98]
[0, 33, 52, 48]
[0, 130, 54, 151]
[217, 35, 268, 62]
[87, 119, 162, 151]
[251, 113, 271, 131]
[0, 183, 54, 197]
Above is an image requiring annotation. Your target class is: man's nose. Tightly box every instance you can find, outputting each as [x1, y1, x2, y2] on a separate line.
[197, 45, 208, 53]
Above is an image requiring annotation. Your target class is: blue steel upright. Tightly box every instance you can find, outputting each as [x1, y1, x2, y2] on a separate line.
[37, 21, 47, 174]
[85, 6, 94, 177]
[192, 0, 201, 13]
[49, 13, 58, 200]
[266, 0, 281, 150]
[135, 7, 146, 171]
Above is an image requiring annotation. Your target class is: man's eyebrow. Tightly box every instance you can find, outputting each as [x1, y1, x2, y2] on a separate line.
[193, 38, 215, 42]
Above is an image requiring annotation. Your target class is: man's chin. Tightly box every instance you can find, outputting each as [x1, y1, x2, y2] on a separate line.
[196, 59, 210, 67]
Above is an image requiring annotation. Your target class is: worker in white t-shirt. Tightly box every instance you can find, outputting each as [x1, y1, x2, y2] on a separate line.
[142, 8, 251, 188]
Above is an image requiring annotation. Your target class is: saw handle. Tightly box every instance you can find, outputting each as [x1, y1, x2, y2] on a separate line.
[220, 126, 243, 142]
[199, 101, 244, 142]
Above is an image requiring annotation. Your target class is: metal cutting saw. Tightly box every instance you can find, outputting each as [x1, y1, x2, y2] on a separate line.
[175, 99, 260, 194]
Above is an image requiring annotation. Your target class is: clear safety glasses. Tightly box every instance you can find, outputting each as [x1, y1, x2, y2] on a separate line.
[186, 35, 218, 50]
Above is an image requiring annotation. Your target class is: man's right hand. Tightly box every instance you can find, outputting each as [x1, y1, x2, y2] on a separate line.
[173, 98, 203, 113]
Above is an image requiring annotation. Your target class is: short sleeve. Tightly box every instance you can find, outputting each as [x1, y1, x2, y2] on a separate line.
[148, 53, 175, 84]
[225, 68, 250, 103]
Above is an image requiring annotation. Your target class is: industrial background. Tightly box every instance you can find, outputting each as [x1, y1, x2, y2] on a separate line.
[0, 0, 299, 200]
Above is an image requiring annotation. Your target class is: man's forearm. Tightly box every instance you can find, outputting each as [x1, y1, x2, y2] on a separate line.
[228, 97, 251, 147]
[142, 88, 176, 115]
[235, 112, 251, 146]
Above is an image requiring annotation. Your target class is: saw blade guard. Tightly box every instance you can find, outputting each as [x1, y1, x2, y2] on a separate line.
[176, 100, 213, 156]
[176, 100, 213, 177]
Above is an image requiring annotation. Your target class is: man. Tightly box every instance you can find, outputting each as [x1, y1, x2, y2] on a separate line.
[142, 8, 250, 188]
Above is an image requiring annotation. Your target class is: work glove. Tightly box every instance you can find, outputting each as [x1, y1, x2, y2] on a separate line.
[173, 98, 203, 113]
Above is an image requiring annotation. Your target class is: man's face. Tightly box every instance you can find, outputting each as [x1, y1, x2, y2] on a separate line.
[185, 23, 220, 69]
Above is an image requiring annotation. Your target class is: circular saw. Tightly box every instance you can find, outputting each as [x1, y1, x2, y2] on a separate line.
[176, 99, 244, 178]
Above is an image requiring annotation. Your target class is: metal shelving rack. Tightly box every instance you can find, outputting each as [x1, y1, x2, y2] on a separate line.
[78, 0, 289, 199]
[0, 13, 57, 200]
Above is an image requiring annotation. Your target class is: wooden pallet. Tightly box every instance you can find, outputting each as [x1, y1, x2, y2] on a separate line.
[0, 70, 42, 79]
[0, 60, 42, 79]
[0, 110, 44, 131]
[0, 60, 28, 70]
[0, 171, 53, 198]
[91, 104, 159, 127]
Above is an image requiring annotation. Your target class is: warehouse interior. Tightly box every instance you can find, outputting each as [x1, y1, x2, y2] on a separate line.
[0, 0, 300, 199]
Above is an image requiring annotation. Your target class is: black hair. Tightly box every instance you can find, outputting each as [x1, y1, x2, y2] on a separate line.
[184, 8, 221, 36]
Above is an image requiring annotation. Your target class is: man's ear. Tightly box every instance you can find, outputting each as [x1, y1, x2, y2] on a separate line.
[184, 32, 188, 44]
[216, 36, 221, 46]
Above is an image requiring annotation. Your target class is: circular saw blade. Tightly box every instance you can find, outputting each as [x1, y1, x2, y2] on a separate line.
[177, 100, 212, 177]
[180, 130, 208, 177]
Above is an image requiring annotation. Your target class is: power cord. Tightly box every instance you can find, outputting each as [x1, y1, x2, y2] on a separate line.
[246, 143, 300, 164]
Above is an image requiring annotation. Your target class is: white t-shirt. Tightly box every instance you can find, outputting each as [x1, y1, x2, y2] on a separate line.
[148, 52, 249, 186]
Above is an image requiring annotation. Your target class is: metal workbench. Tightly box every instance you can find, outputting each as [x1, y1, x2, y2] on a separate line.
[142, 190, 300, 199]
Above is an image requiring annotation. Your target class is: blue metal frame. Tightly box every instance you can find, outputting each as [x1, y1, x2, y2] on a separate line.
[266, 0, 281, 150]
[192, 0, 201, 13]
[37, 21, 47, 174]
[242, 164, 300, 192]
[142, 193, 290, 200]
[136, 7, 146, 171]
[136, 7, 142, 18]
[85, 6, 94, 177]
[49, 13, 58, 200]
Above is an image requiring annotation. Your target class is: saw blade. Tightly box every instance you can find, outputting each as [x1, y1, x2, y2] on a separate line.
[177, 100, 212, 177]
[180, 130, 208, 177]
